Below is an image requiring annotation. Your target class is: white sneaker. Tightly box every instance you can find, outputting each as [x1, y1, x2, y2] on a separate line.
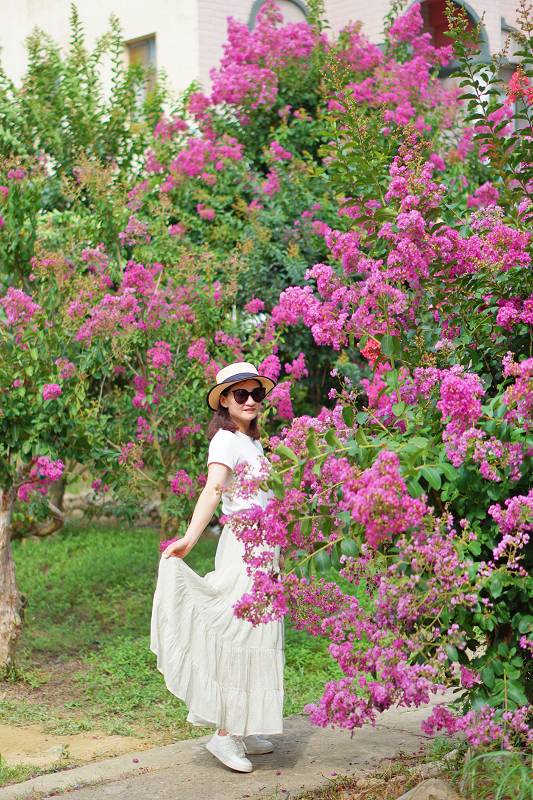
[243, 734, 274, 755]
[206, 732, 253, 772]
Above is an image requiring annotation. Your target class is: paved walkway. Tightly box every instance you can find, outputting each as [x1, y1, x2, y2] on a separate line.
[0, 701, 446, 800]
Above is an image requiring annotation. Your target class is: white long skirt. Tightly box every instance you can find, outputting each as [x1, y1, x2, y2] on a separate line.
[150, 524, 285, 737]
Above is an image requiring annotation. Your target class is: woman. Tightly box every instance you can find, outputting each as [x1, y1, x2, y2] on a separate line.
[150, 362, 284, 774]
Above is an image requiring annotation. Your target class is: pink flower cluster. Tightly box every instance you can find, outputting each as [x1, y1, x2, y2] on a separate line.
[284, 353, 308, 380]
[268, 381, 294, 420]
[244, 297, 265, 314]
[467, 181, 500, 209]
[258, 354, 281, 382]
[208, 1, 316, 114]
[340, 451, 427, 548]
[502, 354, 533, 430]
[269, 141, 292, 161]
[42, 383, 62, 401]
[422, 704, 533, 749]
[170, 469, 195, 498]
[75, 260, 197, 343]
[335, 4, 455, 134]
[55, 357, 76, 379]
[118, 215, 151, 247]
[153, 115, 188, 141]
[17, 456, 65, 502]
[488, 490, 532, 573]
[1, 287, 41, 330]
[147, 340, 172, 369]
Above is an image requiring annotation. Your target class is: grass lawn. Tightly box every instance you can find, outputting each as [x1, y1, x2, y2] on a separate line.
[2, 522, 343, 745]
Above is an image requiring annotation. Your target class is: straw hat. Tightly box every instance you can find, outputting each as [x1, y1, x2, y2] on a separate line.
[206, 362, 276, 411]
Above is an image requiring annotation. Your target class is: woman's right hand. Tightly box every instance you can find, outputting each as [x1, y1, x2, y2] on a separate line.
[162, 536, 194, 559]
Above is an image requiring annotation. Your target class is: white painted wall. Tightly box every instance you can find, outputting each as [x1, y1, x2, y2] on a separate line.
[1, 0, 199, 94]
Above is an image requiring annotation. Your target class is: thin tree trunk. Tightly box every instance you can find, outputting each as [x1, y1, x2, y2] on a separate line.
[0, 489, 23, 668]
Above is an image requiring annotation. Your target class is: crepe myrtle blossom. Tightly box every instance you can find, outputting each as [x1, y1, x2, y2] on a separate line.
[196, 203, 216, 221]
[42, 383, 62, 401]
[339, 451, 428, 548]
[147, 340, 172, 369]
[269, 141, 292, 161]
[257, 354, 281, 382]
[506, 65, 533, 105]
[54, 358, 76, 379]
[268, 381, 294, 419]
[170, 469, 195, 499]
[17, 457, 65, 502]
[0, 287, 41, 329]
[502, 353, 533, 430]
[495, 296, 532, 330]
[422, 704, 533, 749]
[488, 490, 533, 573]
[118, 215, 151, 247]
[284, 353, 308, 380]
[244, 297, 265, 314]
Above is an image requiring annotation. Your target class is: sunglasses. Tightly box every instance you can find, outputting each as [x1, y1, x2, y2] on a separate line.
[228, 387, 267, 404]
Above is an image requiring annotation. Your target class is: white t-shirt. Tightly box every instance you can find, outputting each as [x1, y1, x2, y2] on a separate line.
[207, 429, 272, 517]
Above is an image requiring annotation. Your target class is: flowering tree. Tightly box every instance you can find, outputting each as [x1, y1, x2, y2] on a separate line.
[0, 269, 102, 665]
[78, 247, 284, 532]
[0, 7, 165, 180]
[222, 2, 533, 752]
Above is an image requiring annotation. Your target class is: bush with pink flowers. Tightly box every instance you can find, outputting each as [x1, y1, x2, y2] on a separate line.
[208, 1, 532, 753]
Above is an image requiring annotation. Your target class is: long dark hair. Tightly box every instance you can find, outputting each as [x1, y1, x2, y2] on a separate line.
[206, 388, 261, 441]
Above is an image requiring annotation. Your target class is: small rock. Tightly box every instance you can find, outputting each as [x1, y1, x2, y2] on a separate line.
[397, 777, 463, 800]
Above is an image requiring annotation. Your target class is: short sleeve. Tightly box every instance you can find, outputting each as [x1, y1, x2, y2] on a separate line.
[207, 430, 238, 470]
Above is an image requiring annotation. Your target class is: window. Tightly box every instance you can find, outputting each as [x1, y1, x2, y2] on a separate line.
[249, 0, 307, 29]
[419, 0, 490, 76]
[126, 35, 156, 97]
[420, 0, 478, 51]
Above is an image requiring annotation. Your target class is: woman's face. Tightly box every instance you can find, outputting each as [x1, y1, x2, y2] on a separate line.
[219, 378, 263, 431]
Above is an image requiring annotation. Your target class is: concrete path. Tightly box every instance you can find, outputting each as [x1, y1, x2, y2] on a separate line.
[0, 701, 446, 800]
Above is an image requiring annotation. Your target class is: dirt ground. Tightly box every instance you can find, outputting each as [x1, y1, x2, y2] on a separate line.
[0, 658, 156, 769]
[0, 723, 148, 768]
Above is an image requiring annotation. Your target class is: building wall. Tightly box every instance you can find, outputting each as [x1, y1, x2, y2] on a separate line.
[0, 0, 524, 95]
[0, 0, 199, 94]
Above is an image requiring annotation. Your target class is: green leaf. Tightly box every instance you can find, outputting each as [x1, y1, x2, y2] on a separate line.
[312, 456, 325, 476]
[325, 429, 340, 448]
[392, 401, 406, 416]
[440, 462, 458, 481]
[275, 444, 299, 463]
[409, 436, 429, 450]
[292, 464, 303, 488]
[518, 616, 533, 634]
[306, 429, 320, 459]
[380, 334, 400, 358]
[421, 466, 442, 490]
[356, 412, 368, 424]
[340, 538, 358, 557]
[314, 549, 331, 573]
[468, 541, 481, 557]
[490, 573, 503, 599]
[445, 644, 459, 662]
[507, 681, 528, 707]
[342, 406, 354, 427]
[480, 665, 495, 689]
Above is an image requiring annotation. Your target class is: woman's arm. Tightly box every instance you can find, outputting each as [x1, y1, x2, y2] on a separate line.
[162, 462, 231, 559]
